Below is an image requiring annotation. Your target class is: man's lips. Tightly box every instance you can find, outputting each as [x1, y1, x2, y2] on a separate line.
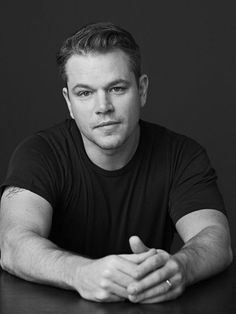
[94, 121, 120, 128]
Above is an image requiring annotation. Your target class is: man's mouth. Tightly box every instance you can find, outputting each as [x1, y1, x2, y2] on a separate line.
[95, 121, 120, 128]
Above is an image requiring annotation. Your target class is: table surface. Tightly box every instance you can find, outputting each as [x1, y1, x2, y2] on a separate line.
[0, 259, 235, 314]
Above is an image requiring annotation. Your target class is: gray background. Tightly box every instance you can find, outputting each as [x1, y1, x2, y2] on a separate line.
[0, 0, 235, 252]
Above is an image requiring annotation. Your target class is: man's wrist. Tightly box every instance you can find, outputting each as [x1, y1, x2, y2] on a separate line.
[171, 249, 192, 287]
[61, 254, 92, 291]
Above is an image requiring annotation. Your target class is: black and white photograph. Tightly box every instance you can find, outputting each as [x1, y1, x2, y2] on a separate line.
[0, 1, 235, 313]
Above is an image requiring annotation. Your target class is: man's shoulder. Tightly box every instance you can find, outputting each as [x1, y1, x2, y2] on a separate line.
[141, 119, 204, 153]
[13, 119, 78, 158]
[36, 118, 76, 141]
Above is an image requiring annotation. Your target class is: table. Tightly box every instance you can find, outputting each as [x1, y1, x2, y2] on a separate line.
[0, 259, 235, 314]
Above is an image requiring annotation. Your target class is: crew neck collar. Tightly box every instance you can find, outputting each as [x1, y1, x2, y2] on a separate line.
[72, 119, 145, 177]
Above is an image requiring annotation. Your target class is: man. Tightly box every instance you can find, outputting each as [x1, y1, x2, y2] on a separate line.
[0, 22, 232, 304]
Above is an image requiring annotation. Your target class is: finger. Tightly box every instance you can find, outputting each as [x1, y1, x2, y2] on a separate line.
[109, 295, 126, 302]
[102, 294, 125, 302]
[133, 252, 169, 281]
[120, 248, 157, 264]
[128, 273, 182, 302]
[129, 236, 149, 253]
[127, 258, 177, 295]
[139, 284, 184, 304]
[113, 255, 141, 280]
[103, 267, 135, 287]
[110, 282, 129, 299]
[99, 279, 130, 299]
[95, 289, 126, 303]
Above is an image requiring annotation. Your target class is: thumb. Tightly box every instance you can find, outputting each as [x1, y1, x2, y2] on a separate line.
[129, 236, 149, 254]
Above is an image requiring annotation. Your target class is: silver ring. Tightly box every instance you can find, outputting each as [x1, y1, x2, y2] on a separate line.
[166, 279, 172, 289]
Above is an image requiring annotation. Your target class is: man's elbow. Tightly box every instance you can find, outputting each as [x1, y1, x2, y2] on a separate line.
[219, 229, 233, 270]
[0, 228, 22, 274]
[226, 246, 233, 267]
[222, 225, 233, 268]
[213, 223, 233, 269]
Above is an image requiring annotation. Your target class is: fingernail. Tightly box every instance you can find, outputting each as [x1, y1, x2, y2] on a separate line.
[150, 248, 157, 254]
[128, 285, 137, 294]
[129, 294, 138, 302]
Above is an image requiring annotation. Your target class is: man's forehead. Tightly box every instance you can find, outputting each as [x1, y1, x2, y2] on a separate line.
[67, 48, 129, 63]
[65, 50, 134, 86]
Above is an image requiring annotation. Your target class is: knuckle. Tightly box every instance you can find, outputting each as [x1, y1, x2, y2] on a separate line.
[164, 252, 170, 259]
[157, 250, 169, 260]
[176, 272, 183, 283]
[80, 291, 91, 300]
[168, 259, 179, 273]
[96, 290, 109, 301]
[149, 248, 157, 255]
[134, 269, 141, 279]
[103, 268, 112, 278]
[143, 255, 160, 271]
[153, 270, 161, 282]
[108, 255, 117, 265]
[152, 255, 160, 267]
[99, 279, 109, 289]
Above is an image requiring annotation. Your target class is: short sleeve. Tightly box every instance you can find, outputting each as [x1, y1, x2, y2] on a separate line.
[169, 137, 226, 224]
[0, 135, 60, 208]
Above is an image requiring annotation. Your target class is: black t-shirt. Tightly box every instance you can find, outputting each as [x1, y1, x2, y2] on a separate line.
[0, 119, 226, 258]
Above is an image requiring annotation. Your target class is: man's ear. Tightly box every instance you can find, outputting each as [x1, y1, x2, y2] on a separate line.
[138, 74, 149, 108]
[62, 87, 74, 119]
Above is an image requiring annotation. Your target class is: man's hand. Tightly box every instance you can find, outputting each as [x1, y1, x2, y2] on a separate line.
[127, 236, 186, 303]
[73, 249, 157, 302]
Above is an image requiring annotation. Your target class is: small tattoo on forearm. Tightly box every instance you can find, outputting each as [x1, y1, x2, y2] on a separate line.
[5, 187, 25, 199]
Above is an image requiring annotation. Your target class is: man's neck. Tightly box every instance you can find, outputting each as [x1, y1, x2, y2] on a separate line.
[82, 126, 140, 171]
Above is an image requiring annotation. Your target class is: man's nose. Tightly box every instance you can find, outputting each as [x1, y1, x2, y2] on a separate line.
[95, 91, 114, 114]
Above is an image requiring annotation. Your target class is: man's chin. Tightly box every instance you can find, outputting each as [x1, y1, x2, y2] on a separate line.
[95, 136, 124, 151]
[97, 141, 123, 151]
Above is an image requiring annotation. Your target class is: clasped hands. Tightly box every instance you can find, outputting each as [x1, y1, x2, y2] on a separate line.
[75, 236, 186, 303]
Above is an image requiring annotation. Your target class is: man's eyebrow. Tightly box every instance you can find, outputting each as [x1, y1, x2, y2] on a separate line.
[106, 79, 130, 88]
[72, 79, 130, 92]
[72, 84, 92, 91]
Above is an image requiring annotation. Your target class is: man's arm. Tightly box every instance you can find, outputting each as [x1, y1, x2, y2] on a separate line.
[0, 187, 155, 302]
[126, 209, 233, 303]
[173, 209, 233, 285]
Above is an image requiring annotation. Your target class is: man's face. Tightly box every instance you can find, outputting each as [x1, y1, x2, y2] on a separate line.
[63, 49, 148, 152]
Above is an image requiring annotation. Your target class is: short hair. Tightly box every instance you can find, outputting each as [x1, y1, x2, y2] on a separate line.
[56, 22, 141, 83]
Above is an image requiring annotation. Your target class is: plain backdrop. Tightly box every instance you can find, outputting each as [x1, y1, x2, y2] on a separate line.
[0, 0, 235, 253]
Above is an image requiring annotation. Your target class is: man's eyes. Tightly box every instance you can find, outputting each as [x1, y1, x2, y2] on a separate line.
[110, 86, 127, 93]
[75, 86, 127, 97]
[76, 90, 92, 97]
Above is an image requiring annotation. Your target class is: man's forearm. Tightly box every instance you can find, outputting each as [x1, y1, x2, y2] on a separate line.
[0, 228, 91, 290]
[172, 225, 233, 287]
[0, 228, 158, 302]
